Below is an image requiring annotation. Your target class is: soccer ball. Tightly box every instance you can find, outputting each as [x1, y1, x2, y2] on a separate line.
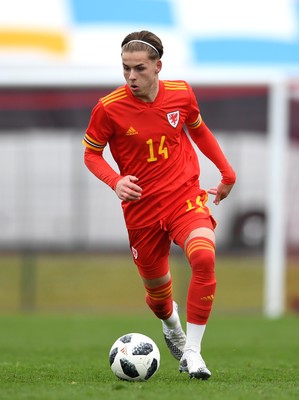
[109, 333, 160, 381]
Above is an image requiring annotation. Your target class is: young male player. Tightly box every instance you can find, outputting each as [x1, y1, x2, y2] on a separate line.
[82, 30, 236, 379]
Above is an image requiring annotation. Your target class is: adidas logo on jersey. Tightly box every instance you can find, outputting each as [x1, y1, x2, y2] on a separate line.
[126, 126, 138, 135]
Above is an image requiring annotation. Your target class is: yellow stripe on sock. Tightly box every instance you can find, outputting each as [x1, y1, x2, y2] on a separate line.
[186, 239, 215, 259]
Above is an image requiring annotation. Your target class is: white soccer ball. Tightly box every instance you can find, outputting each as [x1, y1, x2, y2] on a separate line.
[109, 333, 160, 381]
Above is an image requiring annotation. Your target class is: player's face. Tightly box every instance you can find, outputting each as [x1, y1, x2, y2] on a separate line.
[122, 51, 161, 102]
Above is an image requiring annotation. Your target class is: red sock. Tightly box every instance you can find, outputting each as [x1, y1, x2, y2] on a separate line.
[145, 279, 173, 320]
[186, 237, 216, 324]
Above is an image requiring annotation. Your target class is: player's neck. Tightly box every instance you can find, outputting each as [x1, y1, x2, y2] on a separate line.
[137, 80, 160, 103]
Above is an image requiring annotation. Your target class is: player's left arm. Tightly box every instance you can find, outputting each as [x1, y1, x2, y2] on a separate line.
[186, 118, 236, 205]
[206, 182, 234, 205]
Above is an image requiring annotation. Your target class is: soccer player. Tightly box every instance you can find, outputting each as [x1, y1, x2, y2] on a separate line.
[82, 30, 236, 379]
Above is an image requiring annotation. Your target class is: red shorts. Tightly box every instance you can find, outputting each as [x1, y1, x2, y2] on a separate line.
[128, 185, 216, 280]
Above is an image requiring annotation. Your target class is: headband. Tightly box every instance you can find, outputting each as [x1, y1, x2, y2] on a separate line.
[124, 40, 160, 55]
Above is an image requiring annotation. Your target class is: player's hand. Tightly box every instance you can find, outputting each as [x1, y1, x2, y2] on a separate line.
[115, 175, 142, 201]
[208, 183, 234, 205]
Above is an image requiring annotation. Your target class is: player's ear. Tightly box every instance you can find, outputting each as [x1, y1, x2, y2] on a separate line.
[155, 60, 162, 74]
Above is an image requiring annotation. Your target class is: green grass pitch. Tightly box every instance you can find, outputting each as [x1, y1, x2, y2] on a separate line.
[0, 253, 298, 399]
[0, 313, 298, 400]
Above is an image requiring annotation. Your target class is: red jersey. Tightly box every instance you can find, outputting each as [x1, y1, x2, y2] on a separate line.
[83, 80, 235, 228]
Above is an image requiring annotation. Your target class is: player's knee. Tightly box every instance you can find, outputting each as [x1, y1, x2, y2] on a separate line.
[186, 237, 215, 279]
[142, 272, 171, 289]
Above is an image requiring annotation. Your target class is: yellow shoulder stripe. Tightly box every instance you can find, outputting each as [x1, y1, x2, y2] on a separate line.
[163, 80, 188, 91]
[101, 88, 127, 107]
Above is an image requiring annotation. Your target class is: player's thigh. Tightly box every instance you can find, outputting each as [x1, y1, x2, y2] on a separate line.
[168, 188, 216, 249]
[128, 222, 171, 280]
[185, 227, 215, 249]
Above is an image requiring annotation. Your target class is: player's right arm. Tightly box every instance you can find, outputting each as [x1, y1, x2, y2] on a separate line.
[83, 146, 121, 189]
[83, 98, 142, 201]
[115, 175, 142, 201]
[83, 148, 142, 201]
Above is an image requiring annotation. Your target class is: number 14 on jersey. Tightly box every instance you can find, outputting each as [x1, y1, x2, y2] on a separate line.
[146, 136, 169, 162]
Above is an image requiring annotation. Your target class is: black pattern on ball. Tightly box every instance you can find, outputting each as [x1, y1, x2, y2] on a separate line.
[132, 342, 153, 356]
[120, 358, 140, 378]
[144, 358, 158, 380]
[109, 347, 118, 366]
[119, 334, 133, 344]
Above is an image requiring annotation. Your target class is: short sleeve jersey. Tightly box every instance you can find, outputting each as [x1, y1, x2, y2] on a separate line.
[84, 80, 203, 229]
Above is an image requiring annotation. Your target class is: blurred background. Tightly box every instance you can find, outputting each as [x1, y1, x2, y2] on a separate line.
[0, 0, 298, 315]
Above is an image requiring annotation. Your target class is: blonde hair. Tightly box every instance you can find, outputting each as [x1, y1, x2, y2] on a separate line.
[121, 30, 163, 60]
